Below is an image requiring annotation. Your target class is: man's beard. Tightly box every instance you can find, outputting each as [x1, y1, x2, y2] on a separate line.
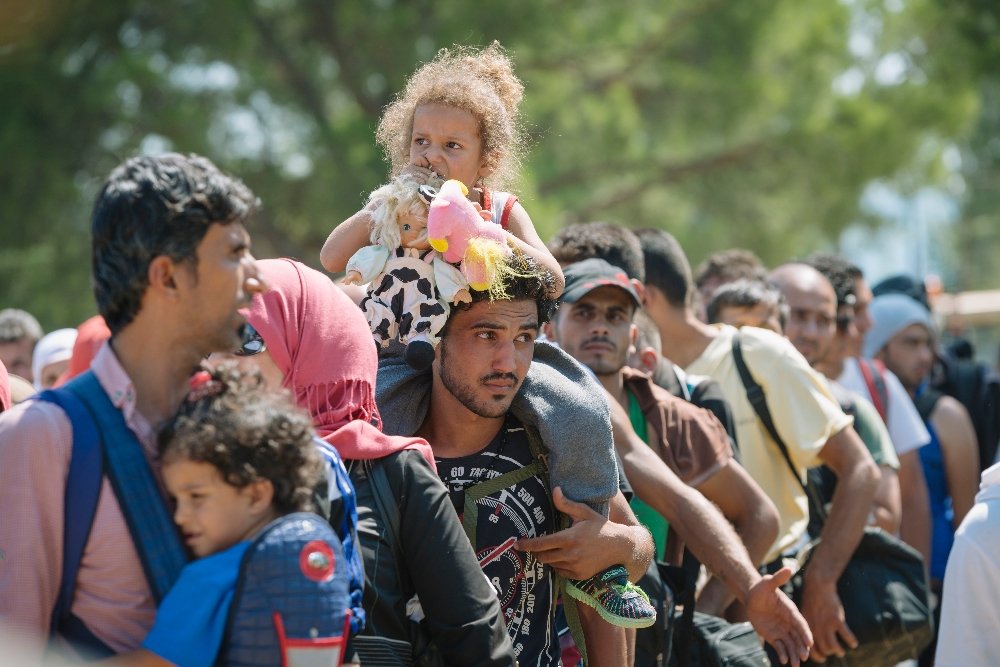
[438, 339, 519, 419]
[580, 335, 626, 376]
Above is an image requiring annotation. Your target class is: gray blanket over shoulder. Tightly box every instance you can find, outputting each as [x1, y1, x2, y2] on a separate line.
[376, 341, 618, 515]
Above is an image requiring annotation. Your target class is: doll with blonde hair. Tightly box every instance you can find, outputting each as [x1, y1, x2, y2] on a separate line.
[344, 174, 471, 370]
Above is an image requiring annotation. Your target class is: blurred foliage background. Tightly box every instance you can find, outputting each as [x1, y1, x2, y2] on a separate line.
[2, 0, 999, 330]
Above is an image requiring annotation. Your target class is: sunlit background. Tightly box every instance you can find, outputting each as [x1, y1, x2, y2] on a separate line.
[3, 0, 999, 361]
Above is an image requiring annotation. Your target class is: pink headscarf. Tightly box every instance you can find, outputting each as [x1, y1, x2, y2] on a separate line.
[247, 258, 435, 468]
[0, 360, 11, 412]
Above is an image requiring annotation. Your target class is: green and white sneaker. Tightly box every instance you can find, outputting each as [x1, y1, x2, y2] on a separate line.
[566, 564, 657, 629]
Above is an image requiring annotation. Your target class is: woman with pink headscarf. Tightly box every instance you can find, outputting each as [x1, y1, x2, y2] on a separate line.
[222, 258, 513, 666]
[0, 360, 11, 413]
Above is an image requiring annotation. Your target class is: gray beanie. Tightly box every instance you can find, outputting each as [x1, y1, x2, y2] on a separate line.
[863, 293, 934, 359]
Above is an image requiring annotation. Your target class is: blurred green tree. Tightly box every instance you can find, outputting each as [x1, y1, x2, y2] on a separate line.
[0, 0, 991, 327]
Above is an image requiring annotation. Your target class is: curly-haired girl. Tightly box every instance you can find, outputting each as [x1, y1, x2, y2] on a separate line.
[320, 41, 564, 296]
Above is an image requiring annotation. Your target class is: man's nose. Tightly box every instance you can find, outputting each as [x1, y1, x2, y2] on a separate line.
[243, 254, 269, 295]
[591, 315, 612, 334]
[492, 340, 517, 373]
[919, 344, 935, 365]
[801, 318, 822, 340]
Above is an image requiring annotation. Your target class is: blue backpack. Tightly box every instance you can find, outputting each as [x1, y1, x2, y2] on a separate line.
[37, 371, 365, 658]
[218, 512, 352, 666]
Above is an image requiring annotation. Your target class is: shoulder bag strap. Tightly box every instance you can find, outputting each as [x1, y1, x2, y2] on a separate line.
[33, 387, 113, 657]
[498, 195, 518, 230]
[731, 333, 827, 524]
[367, 458, 404, 578]
[63, 372, 188, 602]
[461, 461, 545, 548]
[858, 359, 889, 423]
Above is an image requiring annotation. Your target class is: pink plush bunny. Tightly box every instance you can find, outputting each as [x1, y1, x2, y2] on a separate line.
[426, 180, 512, 292]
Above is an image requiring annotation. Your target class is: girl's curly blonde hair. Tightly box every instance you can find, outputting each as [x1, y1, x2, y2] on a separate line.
[377, 41, 525, 192]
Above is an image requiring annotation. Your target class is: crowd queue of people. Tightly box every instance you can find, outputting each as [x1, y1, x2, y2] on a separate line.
[2, 42, 998, 667]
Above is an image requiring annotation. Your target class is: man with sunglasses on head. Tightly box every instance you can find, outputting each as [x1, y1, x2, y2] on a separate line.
[0, 154, 267, 660]
[770, 263, 902, 539]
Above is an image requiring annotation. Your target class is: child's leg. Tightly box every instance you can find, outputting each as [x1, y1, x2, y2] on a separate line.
[512, 343, 619, 514]
[509, 343, 655, 628]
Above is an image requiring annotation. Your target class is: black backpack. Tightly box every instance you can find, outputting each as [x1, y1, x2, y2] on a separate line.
[926, 353, 1000, 471]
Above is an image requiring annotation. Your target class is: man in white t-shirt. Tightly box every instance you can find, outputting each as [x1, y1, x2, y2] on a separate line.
[935, 461, 1000, 666]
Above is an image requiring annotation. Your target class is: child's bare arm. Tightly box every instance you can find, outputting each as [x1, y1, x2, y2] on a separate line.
[504, 202, 565, 297]
[322, 166, 436, 274]
[320, 208, 374, 274]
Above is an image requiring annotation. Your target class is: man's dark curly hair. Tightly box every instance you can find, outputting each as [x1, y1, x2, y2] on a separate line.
[158, 365, 322, 515]
[445, 252, 558, 331]
[92, 153, 259, 335]
[548, 222, 646, 283]
[804, 252, 859, 309]
[693, 248, 767, 291]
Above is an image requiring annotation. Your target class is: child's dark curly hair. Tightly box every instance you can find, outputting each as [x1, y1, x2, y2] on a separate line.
[158, 365, 323, 515]
[377, 41, 525, 191]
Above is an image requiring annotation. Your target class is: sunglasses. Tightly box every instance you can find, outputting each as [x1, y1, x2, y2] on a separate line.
[234, 323, 267, 357]
[836, 314, 855, 333]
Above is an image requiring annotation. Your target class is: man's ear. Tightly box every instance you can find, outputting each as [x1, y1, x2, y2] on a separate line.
[629, 323, 638, 346]
[148, 256, 181, 299]
[640, 282, 656, 309]
[542, 320, 557, 342]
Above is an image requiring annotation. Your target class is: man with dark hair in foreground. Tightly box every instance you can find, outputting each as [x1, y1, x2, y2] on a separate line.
[0, 154, 267, 659]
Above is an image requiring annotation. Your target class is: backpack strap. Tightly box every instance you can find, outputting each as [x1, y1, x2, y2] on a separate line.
[367, 458, 403, 584]
[858, 358, 889, 423]
[460, 461, 545, 548]
[61, 371, 188, 602]
[914, 386, 943, 423]
[34, 388, 113, 657]
[314, 438, 366, 634]
[366, 457, 446, 664]
[731, 333, 827, 524]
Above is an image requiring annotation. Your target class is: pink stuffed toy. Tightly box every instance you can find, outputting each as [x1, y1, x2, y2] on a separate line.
[427, 180, 513, 296]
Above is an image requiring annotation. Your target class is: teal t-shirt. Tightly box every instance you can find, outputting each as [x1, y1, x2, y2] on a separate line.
[626, 391, 670, 559]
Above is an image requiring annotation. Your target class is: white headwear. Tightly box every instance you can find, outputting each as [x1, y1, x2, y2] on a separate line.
[31, 328, 78, 389]
[863, 294, 934, 359]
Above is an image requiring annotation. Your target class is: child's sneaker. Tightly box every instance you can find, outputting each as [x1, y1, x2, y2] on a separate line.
[566, 564, 656, 628]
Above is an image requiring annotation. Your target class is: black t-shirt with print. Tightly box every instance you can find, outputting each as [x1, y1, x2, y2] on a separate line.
[436, 416, 560, 667]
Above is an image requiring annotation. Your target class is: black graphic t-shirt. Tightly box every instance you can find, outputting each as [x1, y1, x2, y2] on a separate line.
[436, 416, 559, 667]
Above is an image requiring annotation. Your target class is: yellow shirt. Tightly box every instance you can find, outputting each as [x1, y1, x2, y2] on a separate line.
[686, 325, 853, 561]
